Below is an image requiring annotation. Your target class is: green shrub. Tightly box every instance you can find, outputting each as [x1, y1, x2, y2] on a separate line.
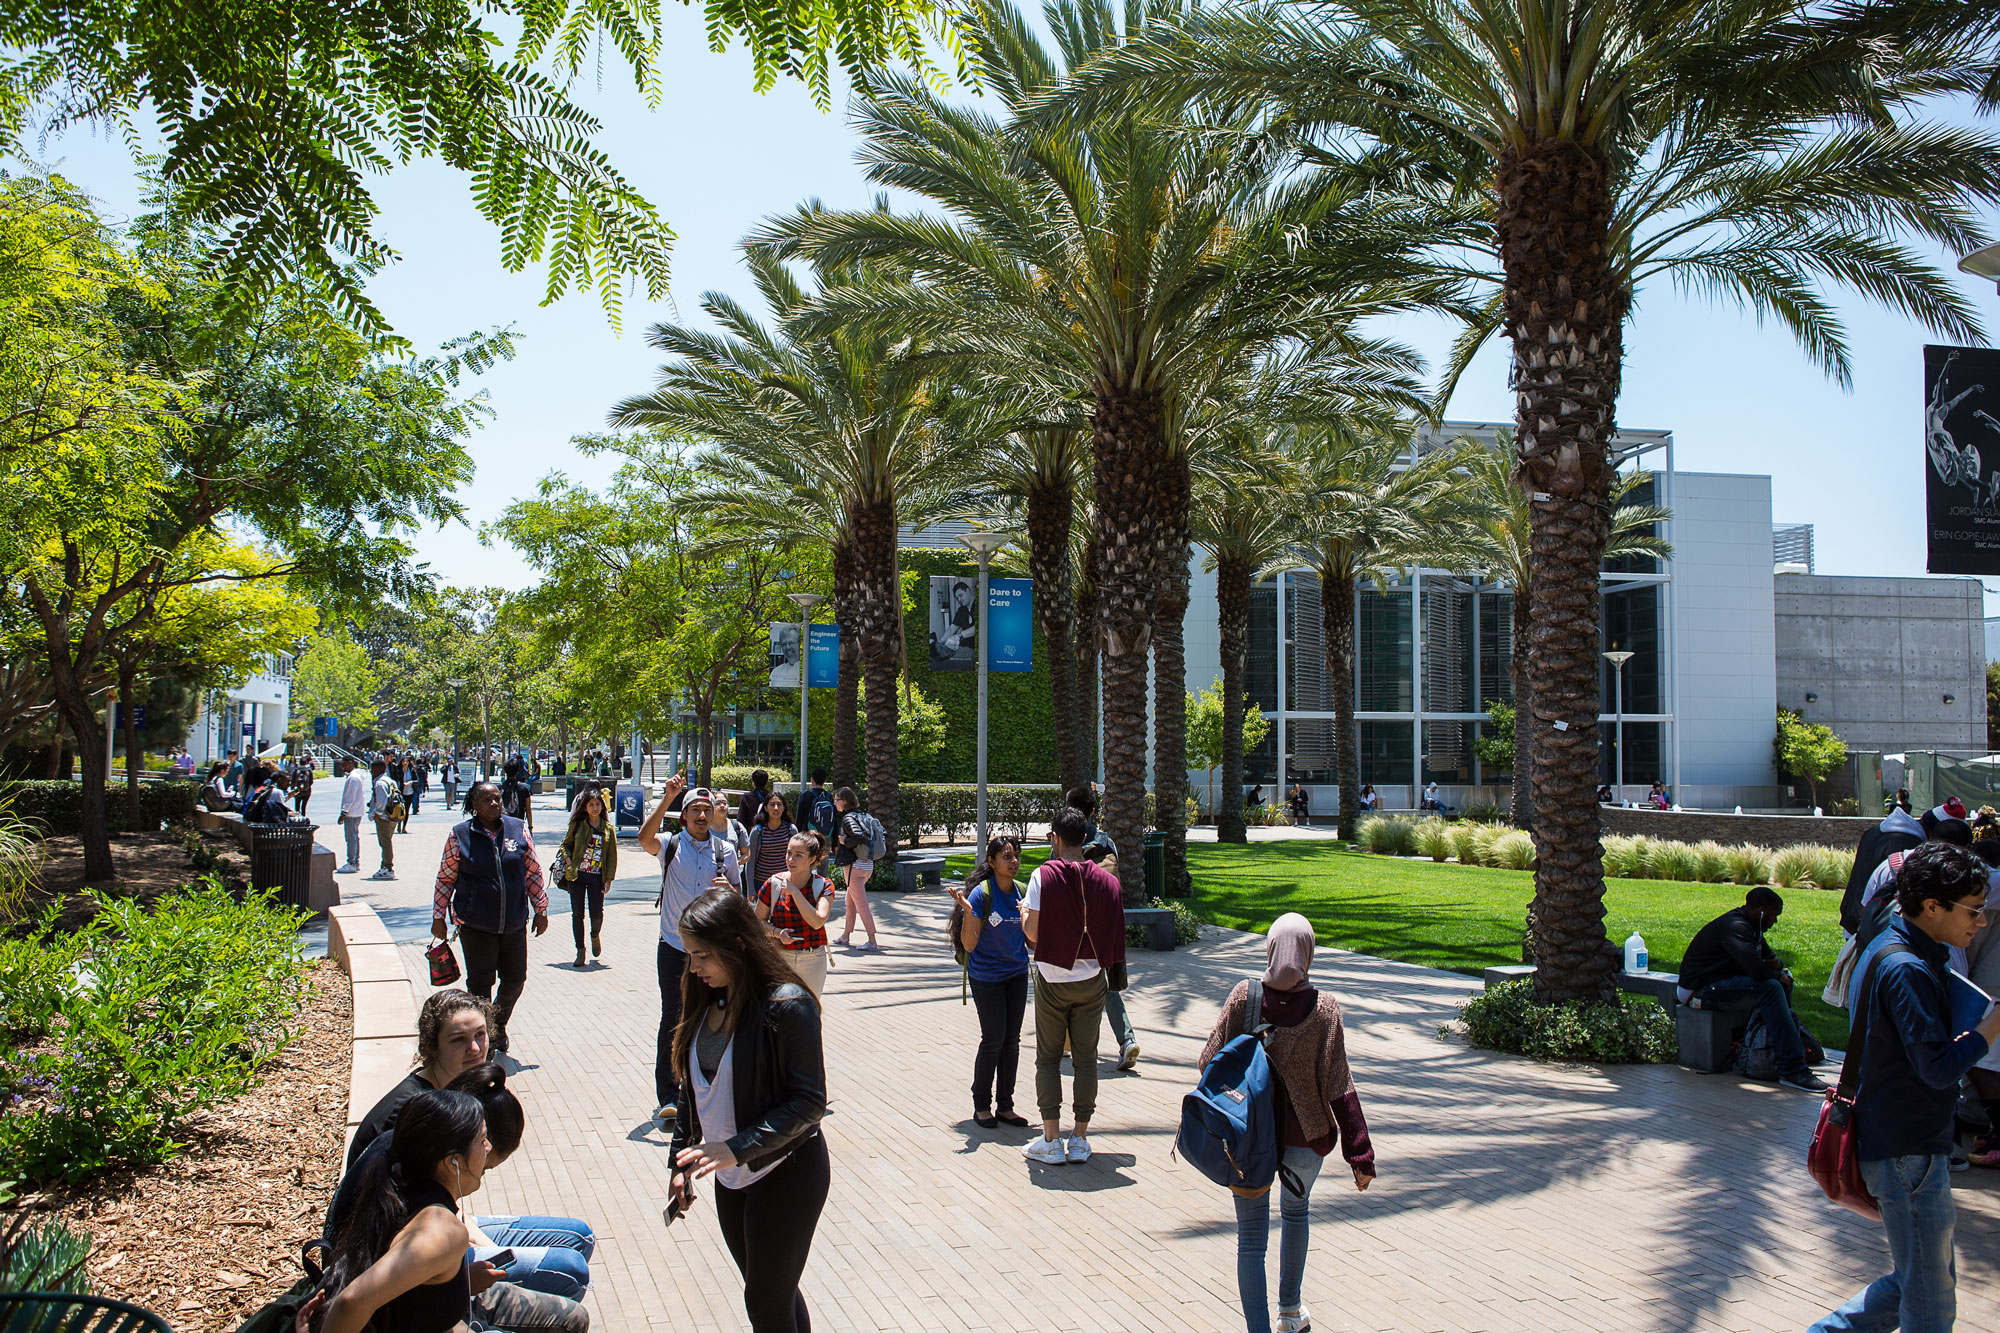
[1461, 801, 1507, 825]
[1487, 829, 1536, 870]
[1810, 845, 1854, 891]
[1650, 840, 1700, 882]
[1692, 840, 1733, 883]
[1727, 843, 1773, 885]
[1771, 844, 1819, 888]
[1375, 816, 1418, 857]
[1127, 896, 1205, 948]
[1451, 824, 1481, 865]
[0, 798, 40, 921]
[0, 1214, 93, 1293]
[1413, 817, 1454, 862]
[1600, 834, 1643, 879]
[0, 877, 311, 1184]
[0, 779, 199, 839]
[707, 764, 794, 792]
[1142, 790, 1202, 831]
[1450, 979, 1676, 1064]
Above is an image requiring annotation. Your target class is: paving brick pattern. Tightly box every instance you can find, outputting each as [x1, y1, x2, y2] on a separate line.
[327, 803, 1999, 1333]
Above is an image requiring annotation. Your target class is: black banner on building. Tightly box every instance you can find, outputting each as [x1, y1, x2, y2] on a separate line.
[1925, 344, 2000, 574]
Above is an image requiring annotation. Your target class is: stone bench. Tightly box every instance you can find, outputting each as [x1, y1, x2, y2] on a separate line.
[1126, 906, 1178, 952]
[329, 902, 418, 1167]
[896, 856, 947, 893]
[1483, 965, 1739, 1073]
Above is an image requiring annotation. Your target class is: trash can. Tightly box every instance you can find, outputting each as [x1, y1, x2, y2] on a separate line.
[1143, 830, 1165, 900]
[249, 816, 316, 910]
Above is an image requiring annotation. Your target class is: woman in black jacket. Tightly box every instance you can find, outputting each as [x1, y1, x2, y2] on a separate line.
[667, 889, 828, 1333]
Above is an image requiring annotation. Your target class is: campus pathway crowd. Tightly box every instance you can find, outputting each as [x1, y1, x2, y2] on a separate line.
[319, 794, 2000, 1333]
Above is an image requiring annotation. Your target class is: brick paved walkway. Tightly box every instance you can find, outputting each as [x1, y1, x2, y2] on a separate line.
[324, 800, 2000, 1333]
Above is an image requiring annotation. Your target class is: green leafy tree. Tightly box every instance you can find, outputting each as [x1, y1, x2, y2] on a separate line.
[290, 626, 383, 737]
[0, 0, 944, 339]
[1185, 680, 1271, 822]
[1775, 706, 1847, 810]
[1473, 700, 1515, 772]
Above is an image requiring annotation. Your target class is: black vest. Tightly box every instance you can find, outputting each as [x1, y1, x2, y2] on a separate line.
[452, 815, 531, 933]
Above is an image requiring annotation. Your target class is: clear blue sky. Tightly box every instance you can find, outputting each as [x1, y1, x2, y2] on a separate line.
[25, 17, 2000, 611]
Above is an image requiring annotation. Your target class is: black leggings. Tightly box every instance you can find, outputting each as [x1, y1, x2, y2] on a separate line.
[567, 872, 605, 948]
[714, 1130, 829, 1333]
[969, 972, 1028, 1114]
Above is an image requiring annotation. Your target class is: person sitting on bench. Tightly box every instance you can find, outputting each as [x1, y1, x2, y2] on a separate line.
[1677, 886, 1827, 1093]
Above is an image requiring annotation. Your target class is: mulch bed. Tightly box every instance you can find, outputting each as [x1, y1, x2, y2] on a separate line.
[22, 830, 247, 932]
[12, 960, 351, 1333]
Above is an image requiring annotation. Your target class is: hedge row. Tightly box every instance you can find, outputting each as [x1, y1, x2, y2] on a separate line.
[1, 779, 201, 839]
[842, 784, 1068, 846]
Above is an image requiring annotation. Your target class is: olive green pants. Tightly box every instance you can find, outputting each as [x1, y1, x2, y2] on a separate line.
[1033, 971, 1108, 1122]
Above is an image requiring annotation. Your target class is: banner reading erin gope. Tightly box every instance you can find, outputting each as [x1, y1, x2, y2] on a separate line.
[1924, 344, 2000, 574]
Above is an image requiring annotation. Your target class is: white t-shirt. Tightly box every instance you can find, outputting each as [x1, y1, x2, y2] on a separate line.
[340, 772, 367, 819]
[1023, 864, 1101, 984]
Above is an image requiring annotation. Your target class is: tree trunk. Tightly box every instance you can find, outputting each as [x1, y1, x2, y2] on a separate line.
[695, 705, 713, 786]
[57, 687, 113, 880]
[1092, 386, 1165, 905]
[1075, 541, 1100, 784]
[853, 495, 901, 864]
[1026, 473, 1085, 794]
[1499, 137, 1627, 1006]
[1510, 595, 1534, 829]
[1215, 553, 1252, 844]
[831, 540, 860, 790]
[1153, 561, 1189, 896]
[1323, 566, 1361, 842]
[119, 663, 142, 823]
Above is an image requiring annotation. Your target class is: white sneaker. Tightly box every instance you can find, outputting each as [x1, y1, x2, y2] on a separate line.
[1065, 1134, 1092, 1163]
[369, 869, 396, 880]
[1275, 1308, 1311, 1333]
[335, 864, 359, 875]
[1022, 1136, 1068, 1165]
[1118, 1040, 1141, 1071]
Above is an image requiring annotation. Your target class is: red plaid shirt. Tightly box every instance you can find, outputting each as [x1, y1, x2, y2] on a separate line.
[759, 872, 831, 950]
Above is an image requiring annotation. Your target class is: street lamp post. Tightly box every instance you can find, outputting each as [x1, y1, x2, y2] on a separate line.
[445, 678, 466, 803]
[1603, 651, 1635, 797]
[787, 593, 824, 805]
[959, 531, 1008, 867]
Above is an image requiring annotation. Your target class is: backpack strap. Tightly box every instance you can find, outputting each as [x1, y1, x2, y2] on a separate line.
[1836, 940, 1918, 1102]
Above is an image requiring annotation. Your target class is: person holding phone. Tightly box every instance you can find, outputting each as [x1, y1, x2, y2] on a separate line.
[947, 835, 1032, 1129]
[639, 777, 739, 1126]
[752, 831, 835, 997]
[666, 889, 828, 1333]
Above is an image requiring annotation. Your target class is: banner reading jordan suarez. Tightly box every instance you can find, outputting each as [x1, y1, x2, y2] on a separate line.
[1924, 344, 2000, 574]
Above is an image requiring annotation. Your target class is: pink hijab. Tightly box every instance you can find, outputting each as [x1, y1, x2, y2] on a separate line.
[1264, 912, 1315, 991]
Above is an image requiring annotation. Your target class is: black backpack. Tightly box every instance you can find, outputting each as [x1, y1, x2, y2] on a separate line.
[234, 1241, 328, 1333]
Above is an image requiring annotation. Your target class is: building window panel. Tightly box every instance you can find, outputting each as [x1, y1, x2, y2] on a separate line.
[1479, 591, 1514, 708]
[1247, 582, 1277, 712]
[1359, 588, 1412, 712]
[1423, 720, 1470, 784]
[1285, 573, 1329, 711]
[1360, 721, 1414, 785]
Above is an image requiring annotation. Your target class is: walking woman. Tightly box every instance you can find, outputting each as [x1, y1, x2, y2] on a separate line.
[667, 889, 829, 1333]
[745, 792, 796, 898]
[410, 755, 428, 817]
[752, 831, 835, 996]
[559, 785, 618, 968]
[303, 1089, 500, 1333]
[831, 787, 879, 951]
[946, 835, 1032, 1129]
[294, 757, 317, 819]
[1199, 913, 1376, 1333]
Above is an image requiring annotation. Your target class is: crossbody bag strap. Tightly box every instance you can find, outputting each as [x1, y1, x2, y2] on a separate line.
[1066, 859, 1099, 962]
[1837, 941, 1917, 1100]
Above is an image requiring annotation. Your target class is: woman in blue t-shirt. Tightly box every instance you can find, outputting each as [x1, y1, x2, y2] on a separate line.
[947, 835, 1032, 1129]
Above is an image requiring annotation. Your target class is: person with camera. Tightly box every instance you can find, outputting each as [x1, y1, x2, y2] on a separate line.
[665, 889, 829, 1333]
[432, 781, 550, 1057]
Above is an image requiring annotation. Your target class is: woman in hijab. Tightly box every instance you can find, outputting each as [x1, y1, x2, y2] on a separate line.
[1198, 913, 1377, 1333]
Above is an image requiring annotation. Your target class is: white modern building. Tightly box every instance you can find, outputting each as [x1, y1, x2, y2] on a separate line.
[188, 654, 295, 765]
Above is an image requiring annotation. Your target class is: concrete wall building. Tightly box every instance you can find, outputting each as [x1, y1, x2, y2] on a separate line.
[188, 654, 295, 765]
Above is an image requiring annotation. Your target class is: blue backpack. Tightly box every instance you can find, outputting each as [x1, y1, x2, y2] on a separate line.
[1176, 979, 1291, 1197]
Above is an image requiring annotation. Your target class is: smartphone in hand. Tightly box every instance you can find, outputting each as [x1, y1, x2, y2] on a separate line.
[486, 1249, 516, 1269]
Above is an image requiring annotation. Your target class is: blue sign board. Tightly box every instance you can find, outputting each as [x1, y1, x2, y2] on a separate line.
[115, 703, 147, 729]
[987, 578, 1033, 673]
[807, 624, 841, 689]
[614, 784, 647, 839]
[312, 716, 339, 739]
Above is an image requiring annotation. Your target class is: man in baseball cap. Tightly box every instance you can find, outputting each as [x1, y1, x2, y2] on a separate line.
[637, 773, 739, 1123]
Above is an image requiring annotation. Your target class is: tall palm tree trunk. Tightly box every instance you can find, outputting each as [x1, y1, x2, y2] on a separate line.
[1215, 552, 1252, 844]
[1075, 542, 1100, 781]
[1153, 549, 1190, 896]
[831, 541, 860, 789]
[1322, 566, 1360, 842]
[1092, 386, 1165, 904]
[1026, 476, 1085, 793]
[852, 495, 902, 864]
[1510, 595, 1534, 829]
[1501, 139, 1626, 1006]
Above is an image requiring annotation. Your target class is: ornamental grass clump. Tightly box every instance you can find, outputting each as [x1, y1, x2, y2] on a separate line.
[1450, 980, 1675, 1064]
[1650, 840, 1700, 883]
[1413, 817, 1454, 862]
[1487, 829, 1536, 870]
[1360, 815, 1418, 857]
[1692, 840, 1733, 884]
[1771, 844, 1821, 888]
[1600, 834, 1645, 879]
[1452, 823, 1481, 865]
[1811, 845, 1854, 890]
[1727, 843, 1774, 885]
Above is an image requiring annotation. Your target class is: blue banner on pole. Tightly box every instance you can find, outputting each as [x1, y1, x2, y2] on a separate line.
[987, 578, 1033, 673]
[807, 624, 841, 689]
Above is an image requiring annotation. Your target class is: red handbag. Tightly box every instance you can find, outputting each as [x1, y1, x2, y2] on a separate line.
[1807, 941, 1914, 1219]
[426, 932, 462, 987]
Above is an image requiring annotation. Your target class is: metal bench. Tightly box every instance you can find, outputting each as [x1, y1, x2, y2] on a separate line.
[0, 1293, 175, 1333]
[895, 856, 947, 892]
[1126, 906, 1178, 951]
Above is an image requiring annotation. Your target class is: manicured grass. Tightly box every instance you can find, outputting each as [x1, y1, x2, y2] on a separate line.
[946, 842, 1847, 1046]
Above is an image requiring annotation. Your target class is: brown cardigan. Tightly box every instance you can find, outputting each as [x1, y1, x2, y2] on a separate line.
[1200, 980, 1375, 1174]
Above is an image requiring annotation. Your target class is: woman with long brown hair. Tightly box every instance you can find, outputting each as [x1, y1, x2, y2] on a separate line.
[559, 784, 618, 968]
[751, 830, 835, 996]
[666, 889, 828, 1333]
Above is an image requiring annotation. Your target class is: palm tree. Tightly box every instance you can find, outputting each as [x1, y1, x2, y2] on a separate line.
[1456, 439, 1671, 827]
[1283, 428, 1487, 841]
[1062, 0, 1999, 999]
[609, 237, 967, 861]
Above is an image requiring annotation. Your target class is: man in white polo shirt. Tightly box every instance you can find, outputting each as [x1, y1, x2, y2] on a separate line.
[639, 775, 738, 1125]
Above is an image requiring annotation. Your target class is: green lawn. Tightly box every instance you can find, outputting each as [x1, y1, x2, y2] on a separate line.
[943, 842, 1847, 1046]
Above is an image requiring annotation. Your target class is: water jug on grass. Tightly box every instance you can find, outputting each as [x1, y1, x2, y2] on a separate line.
[1623, 931, 1648, 973]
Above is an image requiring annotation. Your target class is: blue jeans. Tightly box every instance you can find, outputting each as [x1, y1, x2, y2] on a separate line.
[1233, 1146, 1323, 1333]
[473, 1215, 594, 1300]
[1811, 1154, 1957, 1333]
[1696, 975, 1808, 1076]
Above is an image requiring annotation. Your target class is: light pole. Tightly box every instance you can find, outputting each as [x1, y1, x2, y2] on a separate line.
[446, 678, 466, 799]
[959, 531, 1008, 867]
[1603, 651, 1634, 797]
[787, 592, 824, 804]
